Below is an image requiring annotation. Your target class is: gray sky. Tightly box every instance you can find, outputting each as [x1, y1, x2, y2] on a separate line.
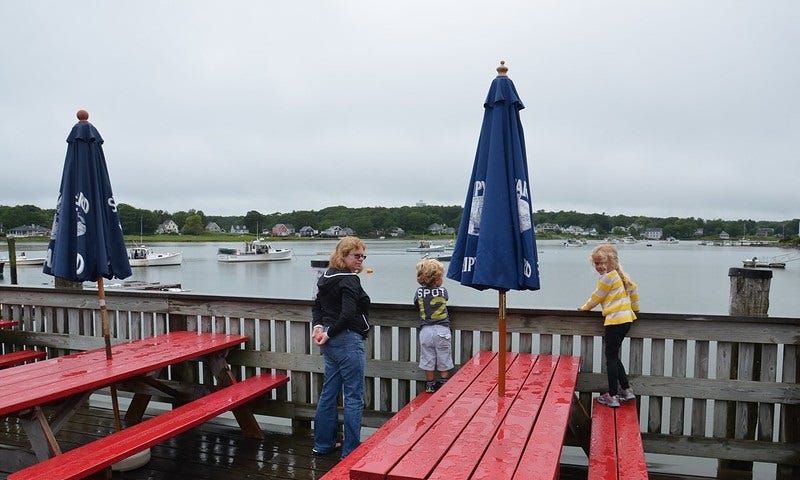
[2, 1, 798, 221]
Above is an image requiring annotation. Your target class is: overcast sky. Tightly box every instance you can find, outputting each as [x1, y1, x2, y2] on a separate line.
[2, 2, 798, 221]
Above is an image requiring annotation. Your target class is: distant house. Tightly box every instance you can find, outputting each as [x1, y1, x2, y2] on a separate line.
[755, 227, 774, 237]
[320, 226, 344, 238]
[8, 224, 50, 237]
[694, 228, 704, 237]
[155, 220, 180, 235]
[719, 231, 730, 240]
[272, 224, 295, 237]
[643, 228, 663, 240]
[427, 223, 445, 235]
[205, 222, 223, 233]
[535, 223, 561, 233]
[230, 225, 249, 235]
[299, 226, 316, 237]
[564, 225, 585, 235]
[389, 227, 405, 237]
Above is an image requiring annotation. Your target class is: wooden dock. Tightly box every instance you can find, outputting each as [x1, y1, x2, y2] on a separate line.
[1, 285, 798, 479]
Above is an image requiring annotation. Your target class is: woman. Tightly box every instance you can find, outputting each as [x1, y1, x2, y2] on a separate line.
[311, 236, 371, 458]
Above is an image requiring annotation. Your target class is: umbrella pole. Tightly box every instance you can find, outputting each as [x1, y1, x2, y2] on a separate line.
[498, 291, 506, 396]
[97, 276, 123, 431]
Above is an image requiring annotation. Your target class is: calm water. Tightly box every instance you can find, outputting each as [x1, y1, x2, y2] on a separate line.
[3, 238, 799, 317]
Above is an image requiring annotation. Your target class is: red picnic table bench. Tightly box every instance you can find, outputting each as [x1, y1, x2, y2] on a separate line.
[0, 319, 47, 368]
[588, 397, 648, 480]
[0, 331, 289, 480]
[327, 351, 581, 480]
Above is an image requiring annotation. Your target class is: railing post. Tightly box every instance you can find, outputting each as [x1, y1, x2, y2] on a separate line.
[718, 267, 771, 479]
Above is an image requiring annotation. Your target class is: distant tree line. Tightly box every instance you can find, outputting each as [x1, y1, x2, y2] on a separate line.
[1, 204, 798, 245]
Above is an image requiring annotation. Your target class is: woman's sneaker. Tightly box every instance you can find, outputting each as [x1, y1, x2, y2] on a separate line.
[620, 387, 635, 402]
[598, 392, 620, 408]
[426, 381, 437, 393]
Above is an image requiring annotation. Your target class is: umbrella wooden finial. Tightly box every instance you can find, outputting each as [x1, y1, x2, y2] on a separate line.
[496, 61, 508, 77]
[77, 110, 89, 122]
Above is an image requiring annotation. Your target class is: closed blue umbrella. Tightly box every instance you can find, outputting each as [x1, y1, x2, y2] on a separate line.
[43, 110, 132, 360]
[447, 62, 540, 394]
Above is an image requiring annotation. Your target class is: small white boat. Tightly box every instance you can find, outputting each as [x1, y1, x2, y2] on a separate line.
[662, 237, 680, 244]
[217, 239, 293, 262]
[406, 241, 445, 253]
[1, 253, 46, 266]
[562, 239, 586, 247]
[622, 236, 637, 244]
[421, 252, 452, 262]
[127, 246, 183, 267]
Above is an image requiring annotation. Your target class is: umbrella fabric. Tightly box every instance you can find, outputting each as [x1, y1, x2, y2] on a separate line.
[43, 121, 131, 282]
[447, 73, 540, 292]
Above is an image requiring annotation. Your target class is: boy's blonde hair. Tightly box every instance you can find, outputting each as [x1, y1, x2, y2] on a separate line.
[590, 244, 634, 291]
[416, 258, 445, 287]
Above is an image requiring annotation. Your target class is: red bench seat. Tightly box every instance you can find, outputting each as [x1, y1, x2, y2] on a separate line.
[588, 398, 648, 480]
[0, 350, 47, 369]
[8, 373, 289, 480]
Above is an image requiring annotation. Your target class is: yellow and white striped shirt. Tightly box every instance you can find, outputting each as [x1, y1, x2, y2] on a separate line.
[580, 270, 639, 326]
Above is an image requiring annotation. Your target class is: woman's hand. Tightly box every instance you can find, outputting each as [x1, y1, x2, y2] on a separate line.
[312, 325, 329, 345]
[314, 331, 329, 345]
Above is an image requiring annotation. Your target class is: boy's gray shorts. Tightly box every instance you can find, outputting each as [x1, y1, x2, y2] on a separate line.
[419, 324, 454, 371]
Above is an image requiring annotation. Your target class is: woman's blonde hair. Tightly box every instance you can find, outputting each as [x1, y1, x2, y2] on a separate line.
[416, 258, 445, 287]
[590, 244, 634, 291]
[329, 236, 366, 270]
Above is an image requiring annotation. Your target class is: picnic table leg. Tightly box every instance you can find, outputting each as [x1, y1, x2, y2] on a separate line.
[203, 352, 265, 439]
[19, 407, 62, 461]
[568, 392, 592, 456]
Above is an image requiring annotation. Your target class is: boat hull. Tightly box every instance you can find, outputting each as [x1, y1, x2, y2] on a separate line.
[217, 250, 293, 262]
[128, 252, 183, 267]
[2, 257, 46, 266]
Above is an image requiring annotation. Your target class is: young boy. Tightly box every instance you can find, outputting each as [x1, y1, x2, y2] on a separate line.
[414, 258, 454, 393]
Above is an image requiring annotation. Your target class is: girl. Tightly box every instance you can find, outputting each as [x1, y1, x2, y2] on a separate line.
[579, 244, 639, 407]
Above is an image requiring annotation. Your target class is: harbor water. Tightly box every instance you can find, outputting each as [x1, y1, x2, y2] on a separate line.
[3, 238, 799, 317]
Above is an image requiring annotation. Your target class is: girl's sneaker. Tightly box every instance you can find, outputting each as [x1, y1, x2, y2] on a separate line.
[425, 381, 437, 393]
[620, 387, 635, 402]
[598, 392, 620, 408]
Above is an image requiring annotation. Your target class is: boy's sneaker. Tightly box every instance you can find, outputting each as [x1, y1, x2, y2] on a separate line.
[425, 381, 437, 393]
[598, 392, 620, 408]
[436, 378, 448, 390]
[620, 387, 635, 402]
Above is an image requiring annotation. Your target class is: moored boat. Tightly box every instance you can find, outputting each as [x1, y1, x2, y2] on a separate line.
[127, 246, 183, 267]
[405, 241, 445, 253]
[217, 239, 293, 262]
[562, 239, 586, 247]
[1, 253, 46, 266]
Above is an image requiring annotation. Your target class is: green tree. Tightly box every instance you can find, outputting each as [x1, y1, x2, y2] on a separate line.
[182, 214, 205, 235]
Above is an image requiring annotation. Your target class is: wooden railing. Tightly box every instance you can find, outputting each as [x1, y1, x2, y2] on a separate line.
[1, 285, 798, 477]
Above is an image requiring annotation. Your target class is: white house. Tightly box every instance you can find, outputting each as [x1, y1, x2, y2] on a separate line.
[205, 222, 223, 233]
[156, 220, 180, 235]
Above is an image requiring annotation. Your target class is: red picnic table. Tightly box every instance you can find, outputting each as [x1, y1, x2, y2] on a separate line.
[0, 330, 250, 461]
[345, 351, 581, 480]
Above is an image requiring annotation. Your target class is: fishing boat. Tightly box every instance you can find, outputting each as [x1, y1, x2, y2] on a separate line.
[217, 239, 293, 262]
[1, 253, 46, 266]
[405, 241, 445, 253]
[127, 246, 183, 267]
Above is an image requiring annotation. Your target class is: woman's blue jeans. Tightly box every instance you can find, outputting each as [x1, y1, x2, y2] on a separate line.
[313, 330, 365, 458]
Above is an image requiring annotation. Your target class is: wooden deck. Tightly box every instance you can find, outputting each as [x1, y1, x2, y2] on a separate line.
[0, 400, 712, 480]
[2, 285, 798, 479]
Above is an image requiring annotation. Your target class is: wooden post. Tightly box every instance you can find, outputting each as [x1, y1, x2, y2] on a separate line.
[7, 237, 17, 285]
[718, 267, 771, 479]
